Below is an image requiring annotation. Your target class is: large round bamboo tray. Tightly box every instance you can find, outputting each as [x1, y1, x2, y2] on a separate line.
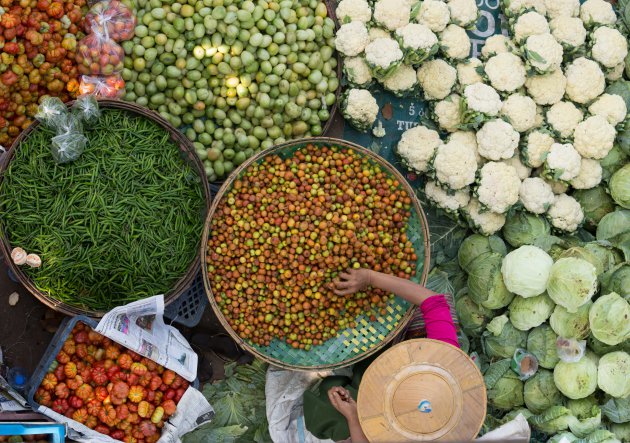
[201, 137, 431, 371]
[0, 99, 211, 318]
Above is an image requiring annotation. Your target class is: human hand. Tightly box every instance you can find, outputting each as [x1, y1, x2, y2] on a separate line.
[331, 269, 372, 296]
[328, 387, 359, 421]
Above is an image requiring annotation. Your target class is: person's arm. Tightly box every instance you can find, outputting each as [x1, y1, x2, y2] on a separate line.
[328, 387, 368, 443]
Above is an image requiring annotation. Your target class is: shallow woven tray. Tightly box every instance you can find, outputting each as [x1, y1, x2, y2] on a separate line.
[0, 99, 211, 318]
[201, 137, 431, 370]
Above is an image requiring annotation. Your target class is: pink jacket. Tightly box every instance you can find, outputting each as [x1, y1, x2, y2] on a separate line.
[420, 294, 459, 348]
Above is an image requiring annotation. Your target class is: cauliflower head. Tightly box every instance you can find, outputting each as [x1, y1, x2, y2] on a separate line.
[335, 0, 372, 23]
[503, 155, 533, 180]
[485, 52, 527, 92]
[481, 35, 516, 60]
[591, 26, 628, 69]
[544, 142, 582, 181]
[519, 177, 555, 213]
[550, 16, 586, 50]
[425, 181, 471, 214]
[525, 69, 567, 105]
[573, 115, 616, 159]
[448, 0, 479, 28]
[457, 58, 484, 88]
[365, 37, 404, 77]
[335, 22, 370, 56]
[343, 57, 373, 87]
[397, 125, 443, 173]
[476, 161, 521, 213]
[547, 193, 584, 232]
[501, 93, 537, 133]
[580, 0, 617, 28]
[546, 101, 583, 139]
[502, 0, 546, 17]
[396, 23, 438, 52]
[513, 11, 550, 43]
[434, 94, 463, 133]
[449, 130, 483, 165]
[417, 59, 457, 100]
[524, 33, 564, 74]
[564, 57, 605, 104]
[464, 197, 507, 235]
[432, 139, 478, 190]
[417, 0, 451, 32]
[520, 130, 554, 168]
[383, 64, 418, 96]
[368, 27, 391, 41]
[342, 89, 379, 132]
[463, 82, 503, 116]
[477, 119, 520, 161]
[570, 158, 603, 189]
[439, 24, 471, 60]
[373, 0, 411, 30]
[588, 93, 627, 126]
[606, 63, 625, 82]
[544, 0, 580, 19]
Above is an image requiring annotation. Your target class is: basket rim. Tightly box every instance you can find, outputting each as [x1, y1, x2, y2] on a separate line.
[0, 99, 211, 318]
[200, 136, 431, 371]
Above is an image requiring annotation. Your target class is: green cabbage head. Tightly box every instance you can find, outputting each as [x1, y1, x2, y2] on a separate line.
[567, 396, 599, 419]
[597, 351, 630, 398]
[501, 245, 553, 297]
[573, 186, 616, 229]
[458, 234, 507, 272]
[547, 258, 598, 313]
[508, 293, 555, 331]
[610, 163, 630, 209]
[601, 144, 629, 182]
[553, 352, 599, 400]
[501, 212, 551, 248]
[559, 247, 605, 276]
[600, 263, 630, 297]
[589, 292, 630, 346]
[482, 314, 527, 359]
[484, 359, 524, 410]
[455, 294, 494, 336]
[596, 210, 630, 261]
[527, 324, 560, 369]
[611, 422, 630, 442]
[524, 369, 564, 414]
[468, 252, 515, 309]
[549, 301, 592, 340]
[584, 242, 623, 274]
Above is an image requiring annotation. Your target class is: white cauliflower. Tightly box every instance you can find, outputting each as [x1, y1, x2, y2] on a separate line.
[534, 105, 545, 128]
[503, 155, 532, 180]
[335, 0, 372, 23]
[373, 0, 411, 30]
[550, 17, 586, 51]
[368, 27, 391, 41]
[449, 130, 484, 165]
[464, 198, 507, 235]
[546, 101, 583, 139]
[335, 22, 370, 56]
[481, 35, 516, 59]
[462, 82, 503, 123]
[547, 193, 584, 232]
[425, 181, 471, 214]
[524, 33, 564, 74]
[448, 0, 479, 28]
[606, 63, 625, 82]
[519, 177, 555, 213]
[395, 23, 438, 64]
[502, 0, 546, 17]
[591, 27, 629, 69]
[342, 89, 379, 132]
[564, 57, 605, 104]
[544, 142, 582, 181]
[525, 69, 567, 105]
[383, 64, 418, 96]
[477, 119, 520, 160]
[417, 59, 457, 100]
[588, 94, 627, 127]
[476, 161, 521, 213]
[343, 57, 373, 86]
[439, 24, 471, 60]
[365, 37, 404, 77]
[397, 125, 443, 173]
[580, 0, 617, 28]
[570, 158, 603, 189]
[544, 0, 580, 19]
[457, 58, 484, 88]
[573, 115, 616, 159]
[484, 52, 527, 93]
[513, 11, 550, 43]
[521, 130, 554, 168]
[434, 94, 462, 133]
[501, 93, 537, 132]
[432, 139, 478, 190]
[416, 0, 451, 32]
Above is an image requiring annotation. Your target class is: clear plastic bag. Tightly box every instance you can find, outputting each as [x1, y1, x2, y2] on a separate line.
[85, 0, 136, 42]
[76, 30, 125, 76]
[72, 95, 101, 125]
[35, 97, 68, 130]
[556, 337, 587, 363]
[79, 75, 125, 98]
[50, 114, 87, 164]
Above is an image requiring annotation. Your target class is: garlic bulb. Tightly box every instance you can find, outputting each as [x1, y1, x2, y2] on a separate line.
[26, 254, 42, 268]
[11, 247, 27, 265]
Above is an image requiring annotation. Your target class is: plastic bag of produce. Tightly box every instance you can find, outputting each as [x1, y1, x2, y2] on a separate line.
[72, 95, 101, 125]
[556, 337, 586, 363]
[76, 30, 125, 76]
[85, 0, 136, 42]
[35, 96, 68, 130]
[79, 75, 125, 98]
[50, 115, 87, 164]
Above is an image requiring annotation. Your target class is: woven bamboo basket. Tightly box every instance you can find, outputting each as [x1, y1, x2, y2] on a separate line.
[0, 99, 211, 318]
[201, 137, 431, 371]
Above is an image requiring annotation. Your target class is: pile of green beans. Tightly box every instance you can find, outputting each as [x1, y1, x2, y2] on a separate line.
[0, 109, 206, 311]
[121, 0, 339, 181]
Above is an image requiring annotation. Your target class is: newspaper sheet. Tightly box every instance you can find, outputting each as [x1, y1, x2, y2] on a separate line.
[0, 375, 28, 412]
[95, 295, 197, 381]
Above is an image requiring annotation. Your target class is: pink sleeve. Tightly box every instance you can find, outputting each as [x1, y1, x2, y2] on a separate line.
[420, 295, 459, 348]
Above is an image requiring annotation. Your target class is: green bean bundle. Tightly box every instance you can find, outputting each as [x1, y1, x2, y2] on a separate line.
[0, 109, 206, 312]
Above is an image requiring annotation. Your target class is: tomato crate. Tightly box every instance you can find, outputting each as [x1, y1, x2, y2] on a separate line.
[0, 422, 65, 443]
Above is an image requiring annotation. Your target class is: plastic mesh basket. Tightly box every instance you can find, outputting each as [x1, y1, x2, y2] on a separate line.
[163, 271, 208, 328]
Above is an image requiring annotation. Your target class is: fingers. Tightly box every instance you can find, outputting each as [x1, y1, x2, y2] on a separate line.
[334, 280, 353, 289]
[339, 272, 353, 280]
[333, 287, 356, 296]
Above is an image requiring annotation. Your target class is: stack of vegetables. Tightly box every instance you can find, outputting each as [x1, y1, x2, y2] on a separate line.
[0, 0, 87, 147]
[120, 0, 340, 182]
